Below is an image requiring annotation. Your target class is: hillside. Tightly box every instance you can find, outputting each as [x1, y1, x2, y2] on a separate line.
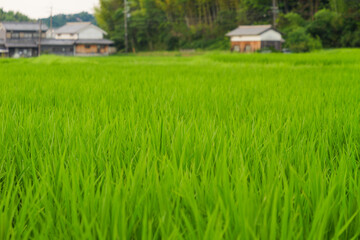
[0, 8, 31, 22]
[41, 12, 96, 28]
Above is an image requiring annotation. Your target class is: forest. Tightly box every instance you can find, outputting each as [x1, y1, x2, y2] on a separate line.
[0, 8, 30, 22]
[95, 0, 360, 52]
[41, 12, 96, 28]
[0, 9, 95, 30]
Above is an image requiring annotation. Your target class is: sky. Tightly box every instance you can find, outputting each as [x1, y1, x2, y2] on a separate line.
[0, 0, 99, 19]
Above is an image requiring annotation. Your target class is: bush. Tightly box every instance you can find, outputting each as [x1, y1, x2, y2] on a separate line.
[350, 30, 360, 47]
[286, 27, 322, 52]
[278, 12, 306, 35]
[307, 9, 343, 48]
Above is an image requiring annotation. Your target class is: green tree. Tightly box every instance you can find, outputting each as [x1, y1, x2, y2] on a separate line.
[307, 9, 343, 48]
[0, 8, 31, 22]
[286, 27, 322, 52]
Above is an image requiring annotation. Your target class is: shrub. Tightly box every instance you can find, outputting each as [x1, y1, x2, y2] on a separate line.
[307, 9, 343, 48]
[278, 12, 306, 35]
[286, 27, 322, 52]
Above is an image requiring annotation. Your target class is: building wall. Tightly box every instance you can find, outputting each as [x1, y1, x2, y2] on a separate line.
[9, 47, 38, 58]
[0, 29, 5, 40]
[78, 26, 104, 39]
[75, 44, 109, 55]
[261, 41, 282, 51]
[231, 36, 261, 42]
[42, 45, 74, 56]
[260, 30, 283, 41]
[231, 41, 261, 53]
[5, 31, 46, 39]
[56, 33, 78, 40]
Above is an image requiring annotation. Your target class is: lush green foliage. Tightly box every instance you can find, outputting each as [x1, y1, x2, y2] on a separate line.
[41, 12, 97, 28]
[0, 9, 95, 29]
[0, 8, 31, 22]
[95, 0, 360, 51]
[1, 50, 360, 239]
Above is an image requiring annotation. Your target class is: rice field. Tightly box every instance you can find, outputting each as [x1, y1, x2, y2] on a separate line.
[0, 50, 360, 239]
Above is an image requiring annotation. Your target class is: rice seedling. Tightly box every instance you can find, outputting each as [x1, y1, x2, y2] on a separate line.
[0, 50, 359, 239]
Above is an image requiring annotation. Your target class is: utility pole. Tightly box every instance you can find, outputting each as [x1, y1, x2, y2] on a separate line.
[271, 0, 278, 27]
[124, 0, 128, 53]
[38, 20, 42, 56]
[50, 7, 53, 38]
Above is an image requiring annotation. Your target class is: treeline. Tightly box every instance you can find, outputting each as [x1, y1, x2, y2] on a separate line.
[95, 0, 360, 52]
[0, 9, 96, 30]
[0, 8, 31, 22]
[41, 12, 96, 28]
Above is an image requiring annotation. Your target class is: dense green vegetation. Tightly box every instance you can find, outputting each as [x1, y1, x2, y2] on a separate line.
[0, 9, 95, 30]
[95, 0, 360, 52]
[0, 8, 31, 22]
[1, 50, 360, 239]
[41, 12, 96, 28]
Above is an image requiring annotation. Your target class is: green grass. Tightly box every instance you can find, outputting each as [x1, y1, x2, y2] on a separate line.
[0, 50, 360, 239]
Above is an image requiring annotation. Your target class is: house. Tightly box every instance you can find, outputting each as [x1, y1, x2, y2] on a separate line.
[0, 21, 114, 58]
[54, 22, 114, 56]
[41, 39, 75, 56]
[226, 25, 284, 53]
[0, 39, 8, 57]
[55, 22, 106, 40]
[0, 22, 48, 57]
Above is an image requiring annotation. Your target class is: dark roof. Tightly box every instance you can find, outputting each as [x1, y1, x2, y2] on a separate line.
[41, 39, 75, 46]
[5, 39, 37, 48]
[226, 25, 275, 37]
[1, 22, 48, 31]
[76, 39, 114, 45]
[2, 38, 113, 48]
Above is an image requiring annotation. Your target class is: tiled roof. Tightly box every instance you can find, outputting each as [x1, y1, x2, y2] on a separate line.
[2, 22, 48, 31]
[40, 39, 75, 45]
[76, 39, 114, 45]
[226, 25, 273, 37]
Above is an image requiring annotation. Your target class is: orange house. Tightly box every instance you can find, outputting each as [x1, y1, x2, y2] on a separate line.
[75, 39, 113, 56]
[226, 25, 284, 53]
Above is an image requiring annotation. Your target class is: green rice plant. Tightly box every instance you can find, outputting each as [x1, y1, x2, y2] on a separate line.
[0, 50, 359, 239]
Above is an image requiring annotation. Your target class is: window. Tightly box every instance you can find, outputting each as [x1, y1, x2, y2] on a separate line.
[244, 44, 252, 53]
[24, 33, 32, 39]
[85, 45, 91, 49]
[11, 33, 19, 39]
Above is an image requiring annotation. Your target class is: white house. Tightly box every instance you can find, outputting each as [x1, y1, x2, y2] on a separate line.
[226, 25, 284, 52]
[54, 22, 107, 40]
[52, 22, 115, 56]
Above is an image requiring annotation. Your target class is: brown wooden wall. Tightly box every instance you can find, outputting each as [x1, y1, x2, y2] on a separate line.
[76, 44, 109, 54]
[231, 41, 261, 53]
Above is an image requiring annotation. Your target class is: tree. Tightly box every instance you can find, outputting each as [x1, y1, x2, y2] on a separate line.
[307, 9, 343, 48]
[94, 0, 360, 51]
[0, 8, 31, 22]
[41, 12, 96, 28]
[286, 27, 322, 52]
